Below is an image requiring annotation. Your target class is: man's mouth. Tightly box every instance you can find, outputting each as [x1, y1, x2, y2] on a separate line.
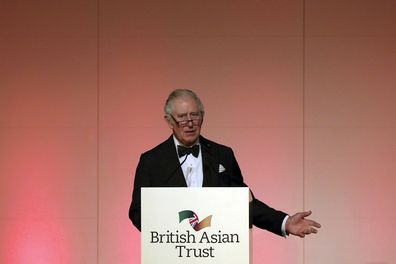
[184, 130, 196, 134]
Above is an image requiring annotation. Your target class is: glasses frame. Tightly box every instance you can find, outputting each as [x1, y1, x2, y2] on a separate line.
[170, 113, 202, 127]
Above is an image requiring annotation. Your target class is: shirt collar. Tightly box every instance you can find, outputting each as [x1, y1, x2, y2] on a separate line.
[173, 135, 200, 153]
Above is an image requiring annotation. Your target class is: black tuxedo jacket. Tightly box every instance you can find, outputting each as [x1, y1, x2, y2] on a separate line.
[129, 135, 287, 236]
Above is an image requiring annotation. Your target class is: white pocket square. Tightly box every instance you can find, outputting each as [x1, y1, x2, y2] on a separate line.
[218, 164, 226, 173]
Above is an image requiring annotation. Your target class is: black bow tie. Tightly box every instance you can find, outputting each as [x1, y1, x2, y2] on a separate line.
[177, 144, 200, 158]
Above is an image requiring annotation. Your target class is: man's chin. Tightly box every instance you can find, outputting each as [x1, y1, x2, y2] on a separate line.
[182, 135, 199, 146]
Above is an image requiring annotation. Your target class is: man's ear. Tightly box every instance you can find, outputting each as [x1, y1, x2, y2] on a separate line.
[164, 115, 173, 129]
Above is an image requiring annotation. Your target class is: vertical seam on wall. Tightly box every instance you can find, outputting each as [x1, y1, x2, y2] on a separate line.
[96, 0, 100, 263]
[302, 0, 306, 214]
[302, 0, 306, 263]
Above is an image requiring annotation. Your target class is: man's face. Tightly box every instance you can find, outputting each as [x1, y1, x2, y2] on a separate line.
[166, 96, 203, 147]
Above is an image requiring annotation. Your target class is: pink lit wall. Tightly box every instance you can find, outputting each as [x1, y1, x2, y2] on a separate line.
[1, 1, 395, 263]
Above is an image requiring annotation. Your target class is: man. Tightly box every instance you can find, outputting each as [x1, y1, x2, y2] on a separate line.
[129, 89, 320, 238]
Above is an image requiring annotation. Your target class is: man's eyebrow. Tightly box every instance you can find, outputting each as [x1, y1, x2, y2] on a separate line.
[180, 111, 199, 115]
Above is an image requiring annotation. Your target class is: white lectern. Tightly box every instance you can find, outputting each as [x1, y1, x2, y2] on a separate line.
[141, 187, 251, 264]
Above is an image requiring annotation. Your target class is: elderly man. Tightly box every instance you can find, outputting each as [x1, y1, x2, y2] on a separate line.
[129, 89, 320, 238]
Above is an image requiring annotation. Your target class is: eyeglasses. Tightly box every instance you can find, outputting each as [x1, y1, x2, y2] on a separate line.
[170, 113, 202, 127]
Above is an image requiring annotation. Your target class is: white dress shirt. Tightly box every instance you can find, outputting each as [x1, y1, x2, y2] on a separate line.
[173, 136, 203, 187]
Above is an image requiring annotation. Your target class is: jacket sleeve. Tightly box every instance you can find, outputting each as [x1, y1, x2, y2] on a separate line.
[128, 154, 150, 231]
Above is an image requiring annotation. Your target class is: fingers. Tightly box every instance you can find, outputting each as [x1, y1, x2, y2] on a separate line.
[288, 210, 322, 238]
[306, 219, 322, 228]
[299, 210, 312, 218]
[310, 227, 318, 234]
[311, 221, 321, 228]
[299, 210, 322, 229]
[292, 211, 312, 221]
[301, 227, 318, 237]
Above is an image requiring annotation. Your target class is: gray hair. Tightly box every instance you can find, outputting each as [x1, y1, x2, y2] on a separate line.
[164, 89, 205, 120]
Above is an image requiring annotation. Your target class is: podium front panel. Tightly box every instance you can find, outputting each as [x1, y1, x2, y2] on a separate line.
[141, 187, 249, 264]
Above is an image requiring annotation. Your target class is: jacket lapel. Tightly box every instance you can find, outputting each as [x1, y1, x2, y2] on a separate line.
[162, 136, 187, 187]
[200, 136, 221, 187]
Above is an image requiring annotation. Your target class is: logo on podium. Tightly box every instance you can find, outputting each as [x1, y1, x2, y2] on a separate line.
[179, 210, 212, 231]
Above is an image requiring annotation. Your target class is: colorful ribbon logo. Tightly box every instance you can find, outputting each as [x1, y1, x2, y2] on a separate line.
[179, 210, 212, 231]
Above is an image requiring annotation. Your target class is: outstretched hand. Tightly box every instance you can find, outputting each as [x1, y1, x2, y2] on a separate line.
[286, 211, 321, 238]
